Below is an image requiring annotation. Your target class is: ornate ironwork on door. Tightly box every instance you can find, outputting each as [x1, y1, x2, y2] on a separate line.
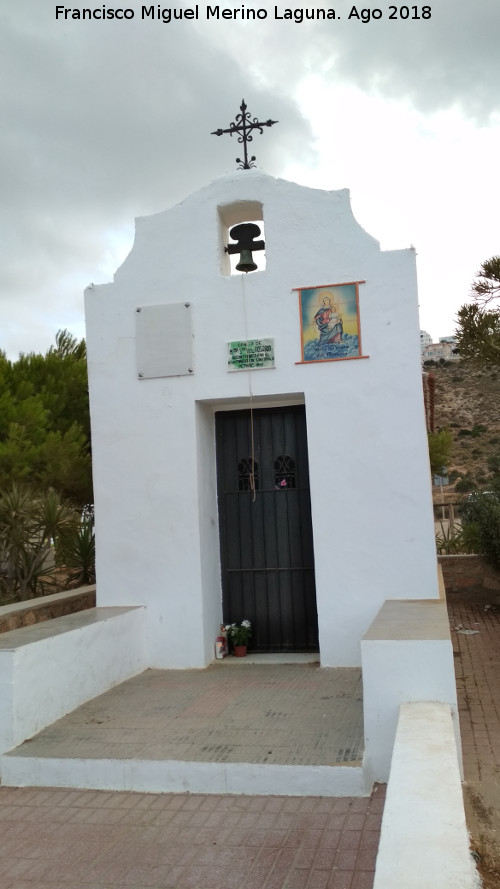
[274, 455, 296, 489]
[216, 406, 318, 653]
[237, 457, 259, 491]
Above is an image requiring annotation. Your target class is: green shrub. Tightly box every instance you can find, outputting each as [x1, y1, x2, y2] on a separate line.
[59, 520, 95, 587]
[435, 523, 477, 555]
[0, 484, 76, 602]
[455, 477, 476, 493]
[460, 493, 500, 569]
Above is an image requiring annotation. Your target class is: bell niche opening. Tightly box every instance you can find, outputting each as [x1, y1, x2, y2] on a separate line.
[218, 200, 266, 276]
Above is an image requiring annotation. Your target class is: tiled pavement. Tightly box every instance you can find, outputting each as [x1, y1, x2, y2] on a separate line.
[2, 598, 500, 888]
[3, 663, 364, 766]
[0, 662, 375, 889]
[447, 599, 500, 819]
[0, 785, 386, 889]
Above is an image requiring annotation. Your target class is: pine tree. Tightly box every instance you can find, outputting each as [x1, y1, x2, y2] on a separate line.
[0, 331, 92, 503]
[456, 257, 500, 367]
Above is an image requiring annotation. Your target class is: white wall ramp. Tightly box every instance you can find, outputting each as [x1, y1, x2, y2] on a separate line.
[0, 607, 146, 758]
[361, 599, 462, 784]
[362, 600, 477, 889]
[373, 702, 479, 889]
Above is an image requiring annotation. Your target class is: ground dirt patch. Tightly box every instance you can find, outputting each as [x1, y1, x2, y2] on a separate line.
[465, 784, 500, 889]
[431, 362, 500, 485]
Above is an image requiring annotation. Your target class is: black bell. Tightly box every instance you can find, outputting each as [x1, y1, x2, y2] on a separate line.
[226, 222, 265, 274]
[235, 249, 258, 273]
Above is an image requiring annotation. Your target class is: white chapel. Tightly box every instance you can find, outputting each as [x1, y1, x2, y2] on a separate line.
[84, 168, 439, 670]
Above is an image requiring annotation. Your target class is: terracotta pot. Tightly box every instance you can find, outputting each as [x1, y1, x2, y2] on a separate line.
[233, 645, 247, 657]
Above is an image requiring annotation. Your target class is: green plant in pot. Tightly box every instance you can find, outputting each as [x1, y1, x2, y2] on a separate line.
[225, 620, 252, 655]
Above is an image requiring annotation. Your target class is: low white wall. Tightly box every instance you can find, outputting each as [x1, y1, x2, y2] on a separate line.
[361, 599, 461, 782]
[0, 757, 366, 798]
[0, 586, 96, 632]
[373, 702, 478, 889]
[0, 607, 146, 755]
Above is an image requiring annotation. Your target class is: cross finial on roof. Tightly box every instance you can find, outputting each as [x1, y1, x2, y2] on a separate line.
[211, 99, 278, 170]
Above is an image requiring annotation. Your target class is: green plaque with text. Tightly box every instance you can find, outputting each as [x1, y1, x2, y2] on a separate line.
[227, 339, 275, 371]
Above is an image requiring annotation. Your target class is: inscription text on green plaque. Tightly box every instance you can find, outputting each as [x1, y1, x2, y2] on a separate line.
[227, 338, 275, 371]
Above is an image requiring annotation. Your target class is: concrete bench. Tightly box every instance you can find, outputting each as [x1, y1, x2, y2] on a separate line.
[0, 606, 146, 756]
[373, 702, 478, 889]
[361, 599, 461, 783]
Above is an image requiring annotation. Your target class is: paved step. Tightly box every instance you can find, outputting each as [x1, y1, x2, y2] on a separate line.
[1, 663, 366, 796]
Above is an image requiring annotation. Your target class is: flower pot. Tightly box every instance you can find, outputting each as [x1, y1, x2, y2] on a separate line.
[233, 645, 247, 657]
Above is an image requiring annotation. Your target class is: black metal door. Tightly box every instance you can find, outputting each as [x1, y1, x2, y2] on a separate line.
[216, 406, 318, 652]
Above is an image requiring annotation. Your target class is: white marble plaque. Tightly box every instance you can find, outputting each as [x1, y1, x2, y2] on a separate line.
[136, 303, 193, 379]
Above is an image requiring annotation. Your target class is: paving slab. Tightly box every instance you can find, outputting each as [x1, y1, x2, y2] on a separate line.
[5, 663, 364, 767]
[0, 784, 386, 889]
[4, 598, 497, 887]
[447, 599, 500, 888]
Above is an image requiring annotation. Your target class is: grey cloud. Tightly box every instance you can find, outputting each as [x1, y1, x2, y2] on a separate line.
[0, 4, 314, 356]
[213, 0, 500, 121]
[1, 0, 497, 357]
[328, 0, 499, 119]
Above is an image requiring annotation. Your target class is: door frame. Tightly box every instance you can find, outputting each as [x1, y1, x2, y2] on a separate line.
[214, 400, 319, 653]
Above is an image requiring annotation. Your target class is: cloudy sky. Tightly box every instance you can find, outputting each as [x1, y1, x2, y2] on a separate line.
[2, 0, 499, 359]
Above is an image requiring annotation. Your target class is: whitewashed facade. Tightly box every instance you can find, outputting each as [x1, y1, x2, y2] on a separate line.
[85, 171, 439, 669]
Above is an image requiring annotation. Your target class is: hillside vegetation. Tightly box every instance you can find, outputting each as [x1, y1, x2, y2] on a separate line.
[431, 362, 500, 489]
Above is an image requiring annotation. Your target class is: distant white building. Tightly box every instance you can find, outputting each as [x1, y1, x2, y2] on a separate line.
[422, 341, 458, 362]
[420, 330, 433, 350]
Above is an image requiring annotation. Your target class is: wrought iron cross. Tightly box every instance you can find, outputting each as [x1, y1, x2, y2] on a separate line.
[211, 99, 278, 170]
